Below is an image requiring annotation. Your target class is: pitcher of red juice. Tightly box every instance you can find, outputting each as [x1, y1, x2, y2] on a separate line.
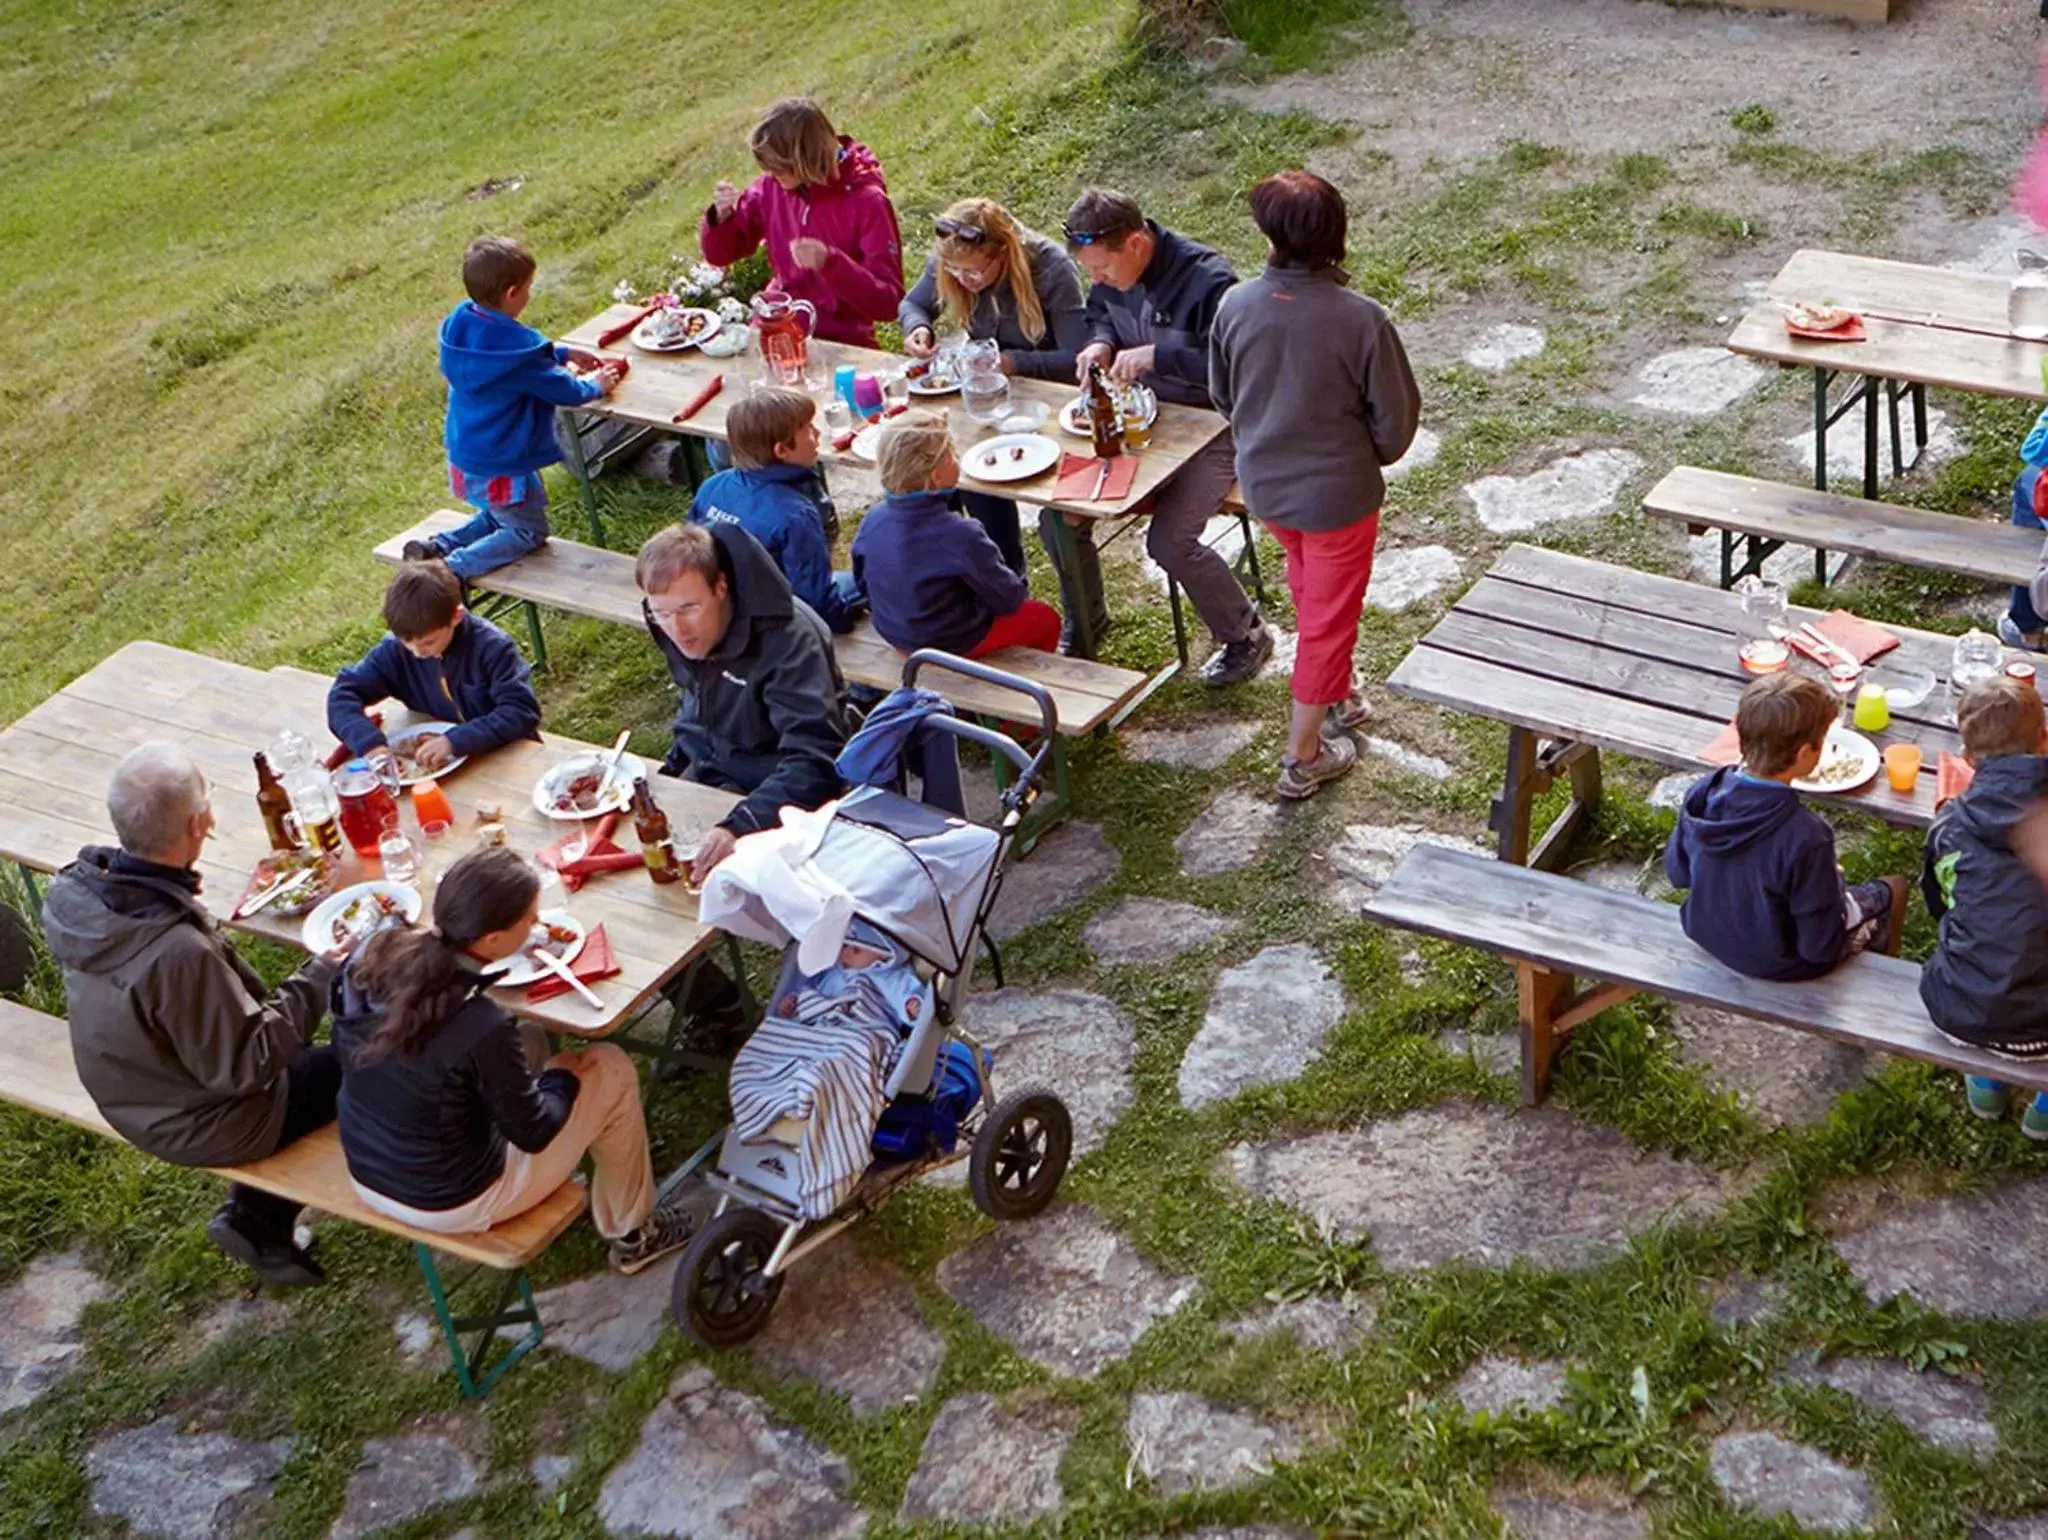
[334, 759, 398, 858]
[751, 292, 817, 387]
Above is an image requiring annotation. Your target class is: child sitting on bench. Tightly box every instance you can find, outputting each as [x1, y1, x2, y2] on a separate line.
[1665, 671, 1907, 980]
[1921, 676, 2048, 1135]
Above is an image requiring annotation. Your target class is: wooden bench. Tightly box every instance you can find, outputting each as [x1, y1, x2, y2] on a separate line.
[1363, 844, 2048, 1107]
[0, 995, 586, 1397]
[1642, 465, 2041, 592]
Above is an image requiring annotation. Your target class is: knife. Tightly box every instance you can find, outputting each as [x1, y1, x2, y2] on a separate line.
[1090, 460, 1110, 502]
[534, 945, 606, 1010]
[236, 867, 315, 920]
[1799, 621, 1857, 667]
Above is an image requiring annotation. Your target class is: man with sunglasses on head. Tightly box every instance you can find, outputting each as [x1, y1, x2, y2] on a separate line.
[1061, 188, 1274, 685]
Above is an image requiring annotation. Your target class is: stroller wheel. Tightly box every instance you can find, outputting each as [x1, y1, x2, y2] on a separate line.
[969, 1086, 1072, 1221]
[671, 1207, 787, 1348]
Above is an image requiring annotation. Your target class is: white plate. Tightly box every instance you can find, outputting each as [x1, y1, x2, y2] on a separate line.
[533, 753, 636, 821]
[963, 433, 1060, 485]
[631, 308, 721, 352]
[908, 370, 961, 396]
[483, 909, 589, 988]
[1792, 727, 1881, 794]
[697, 327, 750, 358]
[849, 423, 883, 463]
[1059, 384, 1157, 437]
[302, 880, 421, 955]
[384, 722, 467, 787]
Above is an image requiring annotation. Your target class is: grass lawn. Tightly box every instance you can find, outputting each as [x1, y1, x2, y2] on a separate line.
[9, 1, 2048, 1537]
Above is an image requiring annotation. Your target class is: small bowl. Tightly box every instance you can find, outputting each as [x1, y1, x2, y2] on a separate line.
[997, 399, 1051, 435]
[1872, 666, 1936, 709]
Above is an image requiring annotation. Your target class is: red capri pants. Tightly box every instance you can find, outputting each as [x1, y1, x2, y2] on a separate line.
[1268, 513, 1379, 706]
[968, 598, 1063, 657]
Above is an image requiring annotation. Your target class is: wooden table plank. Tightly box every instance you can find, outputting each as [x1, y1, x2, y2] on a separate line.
[1767, 249, 2014, 338]
[560, 302, 1228, 522]
[1727, 303, 2048, 401]
[0, 645, 741, 1036]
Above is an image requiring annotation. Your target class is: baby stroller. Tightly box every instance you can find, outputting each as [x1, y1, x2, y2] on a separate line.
[667, 651, 1074, 1347]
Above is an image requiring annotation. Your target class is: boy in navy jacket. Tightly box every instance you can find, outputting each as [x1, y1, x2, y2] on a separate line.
[328, 561, 541, 769]
[408, 237, 625, 579]
[849, 411, 1061, 657]
[689, 387, 863, 633]
[1665, 672, 1907, 981]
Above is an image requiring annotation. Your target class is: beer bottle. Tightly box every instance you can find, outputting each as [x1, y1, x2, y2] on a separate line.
[254, 752, 299, 852]
[632, 776, 683, 885]
[1086, 363, 1124, 461]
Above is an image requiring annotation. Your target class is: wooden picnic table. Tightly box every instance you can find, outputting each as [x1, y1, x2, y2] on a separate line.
[1727, 248, 2048, 500]
[1386, 544, 1976, 868]
[0, 641, 743, 1046]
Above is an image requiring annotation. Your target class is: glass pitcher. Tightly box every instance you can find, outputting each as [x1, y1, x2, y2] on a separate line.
[750, 292, 818, 386]
[1951, 628, 2003, 695]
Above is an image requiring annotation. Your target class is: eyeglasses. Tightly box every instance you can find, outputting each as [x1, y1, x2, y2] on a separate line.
[933, 218, 987, 244]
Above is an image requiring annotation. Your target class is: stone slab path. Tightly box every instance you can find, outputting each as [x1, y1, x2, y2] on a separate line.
[1625, 347, 1763, 417]
[1708, 1429, 1878, 1534]
[1318, 822, 1491, 911]
[330, 1432, 479, 1540]
[1494, 1494, 1647, 1540]
[1781, 1355, 1999, 1454]
[1126, 1390, 1303, 1496]
[0, 1249, 108, 1416]
[987, 820, 1119, 940]
[1085, 895, 1237, 964]
[1831, 1179, 2048, 1318]
[1223, 1293, 1377, 1354]
[1668, 1004, 1875, 1130]
[85, 1418, 289, 1540]
[950, 988, 1135, 1169]
[898, 1392, 1072, 1525]
[751, 1233, 945, 1413]
[1122, 719, 1261, 771]
[1465, 323, 1546, 371]
[1177, 787, 1284, 877]
[1464, 449, 1644, 535]
[1366, 544, 1463, 611]
[1227, 1102, 1750, 1271]
[1179, 943, 1346, 1109]
[1446, 1356, 1575, 1416]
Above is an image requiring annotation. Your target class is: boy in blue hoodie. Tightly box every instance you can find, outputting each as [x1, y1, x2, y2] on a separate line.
[408, 237, 625, 580]
[690, 387, 863, 633]
[1999, 403, 2048, 651]
[1665, 672, 1908, 980]
[328, 560, 542, 769]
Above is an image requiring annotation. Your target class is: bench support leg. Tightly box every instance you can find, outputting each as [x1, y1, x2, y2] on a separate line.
[560, 410, 608, 548]
[1491, 729, 1601, 871]
[414, 1244, 544, 1399]
[1515, 962, 1637, 1106]
[1233, 510, 1268, 608]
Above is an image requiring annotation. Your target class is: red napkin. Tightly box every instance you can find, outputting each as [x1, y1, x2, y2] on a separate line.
[672, 373, 723, 424]
[536, 812, 642, 892]
[1813, 609, 1900, 664]
[1937, 751, 1975, 807]
[526, 923, 620, 1002]
[1786, 315, 1867, 342]
[598, 304, 660, 348]
[1052, 453, 1138, 503]
[325, 710, 383, 770]
[1700, 720, 1743, 767]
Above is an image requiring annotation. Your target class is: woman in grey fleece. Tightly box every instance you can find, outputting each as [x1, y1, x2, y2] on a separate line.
[1210, 169, 1421, 800]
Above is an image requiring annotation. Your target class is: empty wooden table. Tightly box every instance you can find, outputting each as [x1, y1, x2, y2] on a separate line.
[1387, 544, 1970, 867]
[0, 641, 742, 1050]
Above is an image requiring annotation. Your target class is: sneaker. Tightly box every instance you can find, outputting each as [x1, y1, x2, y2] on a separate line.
[401, 540, 436, 563]
[207, 1203, 327, 1288]
[1966, 1077, 2011, 1121]
[1999, 615, 2045, 653]
[1200, 625, 1275, 687]
[1276, 734, 1358, 800]
[1321, 690, 1377, 741]
[607, 1200, 699, 1275]
[2026, 1094, 2048, 1143]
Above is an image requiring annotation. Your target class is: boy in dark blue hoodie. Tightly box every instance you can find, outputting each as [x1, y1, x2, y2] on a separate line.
[1919, 676, 2048, 1134]
[1665, 672, 1908, 981]
[410, 237, 625, 580]
[328, 560, 541, 769]
[690, 386, 863, 634]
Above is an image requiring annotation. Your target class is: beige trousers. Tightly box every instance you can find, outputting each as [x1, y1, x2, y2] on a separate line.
[353, 1042, 655, 1240]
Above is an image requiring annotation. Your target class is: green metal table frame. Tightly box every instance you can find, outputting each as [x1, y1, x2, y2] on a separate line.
[413, 1247, 547, 1398]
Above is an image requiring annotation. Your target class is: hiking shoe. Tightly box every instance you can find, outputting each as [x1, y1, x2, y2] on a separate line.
[1878, 875, 1910, 958]
[1966, 1077, 2011, 1121]
[608, 1200, 699, 1275]
[1277, 734, 1358, 800]
[1201, 625, 1274, 687]
[2026, 1094, 2048, 1142]
[2000, 615, 2046, 653]
[207, 1203, 327, 1288]
[401, 540, 436, 563]
[1321, 690, 1377, 741]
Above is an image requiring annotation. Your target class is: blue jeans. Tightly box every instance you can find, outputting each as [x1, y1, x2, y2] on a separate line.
[2010, 467, 2044, 634]
[433, 482, 549, 579]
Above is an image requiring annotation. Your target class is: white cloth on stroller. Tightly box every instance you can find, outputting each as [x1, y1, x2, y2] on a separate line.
[727, 973, 904, 1220]
[699, 801, 854, 976]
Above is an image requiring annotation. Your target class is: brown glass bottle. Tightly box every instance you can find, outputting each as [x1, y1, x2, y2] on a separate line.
[1086, 363, 1124, 460]
[632, 776, 683, 885]
[254, 752, 299, 852]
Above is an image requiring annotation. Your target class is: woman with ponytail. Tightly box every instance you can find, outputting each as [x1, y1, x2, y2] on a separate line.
[331, 847, 694, 1274]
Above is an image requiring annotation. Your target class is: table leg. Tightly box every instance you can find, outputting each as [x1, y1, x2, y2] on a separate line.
[1043, 514, 1098, 662]
[1862, 372, 1880, 502]
[559, 411, 607, 547]
[1886, 381, 1905, 479]
[1491, 727, 1540, 866]
[1911, 382, 1928, 459]
[1812, 368, 1832, 494]
[1490, 728, 1601, 871]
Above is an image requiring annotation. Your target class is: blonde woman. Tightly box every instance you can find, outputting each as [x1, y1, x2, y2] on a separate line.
[701, 99, 904, 347]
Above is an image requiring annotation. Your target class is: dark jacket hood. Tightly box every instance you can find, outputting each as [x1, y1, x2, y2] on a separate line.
[822, 137, 885, 198]
[438, 302, 555, 394]
[41, 846, 202, 975]
[1943, 753, 2048, 845]
[703, 519, 796, 660]
[1679, 767, 1804, 856]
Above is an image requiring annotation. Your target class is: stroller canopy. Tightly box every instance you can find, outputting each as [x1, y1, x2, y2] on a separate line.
[702, 786, 1001, 975]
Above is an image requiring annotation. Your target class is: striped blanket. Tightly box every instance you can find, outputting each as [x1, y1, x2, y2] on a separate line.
[727, 976, 905, 1220]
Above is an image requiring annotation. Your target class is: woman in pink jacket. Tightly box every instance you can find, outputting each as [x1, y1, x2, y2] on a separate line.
[702, 99, 905, 348]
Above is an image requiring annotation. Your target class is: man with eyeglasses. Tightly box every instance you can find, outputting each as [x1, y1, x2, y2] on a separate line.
[1062, 187, 1275, 686]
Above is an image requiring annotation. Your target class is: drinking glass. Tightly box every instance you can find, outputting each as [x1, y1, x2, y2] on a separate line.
[881, 371, 910, 415]
[822, 398, 855, 452]
[534, 859, 567, 918]
[961, 367, 1010, 426]
[1735, 576, 1790, 674]
[377, 827, 419, 889]
[959, 337, 1000, 374]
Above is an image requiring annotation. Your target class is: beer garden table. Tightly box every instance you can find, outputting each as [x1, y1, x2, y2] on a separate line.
[1386, 544, 1969, 869]
[554, 302, 1244, 663]
[0, 641, 745, 1061]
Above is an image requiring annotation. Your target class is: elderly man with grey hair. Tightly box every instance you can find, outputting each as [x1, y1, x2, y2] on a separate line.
[41, 743, 341, 1287]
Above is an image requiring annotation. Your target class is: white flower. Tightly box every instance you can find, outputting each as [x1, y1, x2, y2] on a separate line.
[691, 262, 726, 288]
[611, 279, 636, 300]
[716, 296, 748, 324]
[677, 281, 700, 300]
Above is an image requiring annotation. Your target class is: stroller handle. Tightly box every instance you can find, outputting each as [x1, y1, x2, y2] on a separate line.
[903, 650, 1059, 741]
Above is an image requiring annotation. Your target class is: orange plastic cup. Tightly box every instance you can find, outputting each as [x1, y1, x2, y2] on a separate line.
[411, 779, 455, 836]
[1883, 743, 1922, 792]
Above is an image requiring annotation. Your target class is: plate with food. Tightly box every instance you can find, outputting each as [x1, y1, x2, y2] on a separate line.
[1059, 382, 1157, 437]
[631, 306, 721, 352]
[303, 881, 421, 955]
[1792, 727, 1880, 795]
[906, 360, 962, 396]
[483, 910, 588, 988]
[385, 723, 466, 787]
[1783, 300, 1857, 334]
[533, 754, 635, 821]
[697, 326, 750, 359]
[236, 847, 335, 920]
[963, 433, 1060, 485]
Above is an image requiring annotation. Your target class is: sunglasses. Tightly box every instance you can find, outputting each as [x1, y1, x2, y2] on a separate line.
[1061, 223, 1102, 247]
[934, 218, 987, 244]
